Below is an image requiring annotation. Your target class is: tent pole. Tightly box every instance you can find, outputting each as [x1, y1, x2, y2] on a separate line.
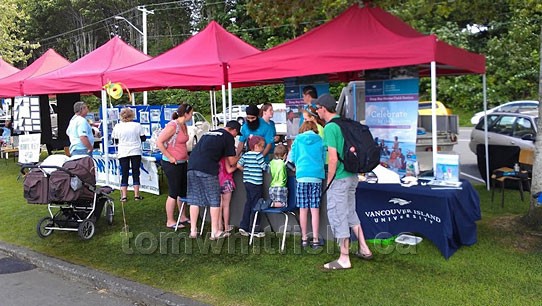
[213, 90, 217, 125]
[101, 89, 110, 185]
[483, 74, 489, 190]
[209, 90, 215, 129]
[222, 84, 227, 122]
[430, 61, 437, 172]
[228, 82, 233, 123]
[131, 92, 136, 106]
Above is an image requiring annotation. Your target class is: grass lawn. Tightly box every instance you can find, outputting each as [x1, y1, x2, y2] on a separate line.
[1, 157, 541, 305]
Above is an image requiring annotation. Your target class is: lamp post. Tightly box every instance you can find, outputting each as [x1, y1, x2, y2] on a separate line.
[114, 6, 154, 105]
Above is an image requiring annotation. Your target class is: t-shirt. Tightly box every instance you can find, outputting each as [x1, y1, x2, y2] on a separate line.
[188, 128, 236, 176]
[239, 117, 274, 160]
[323, 115, 355, 180]
[269, 159, 287, 187]
[238, 151, 268, 185]
[66, 115, 94, 154]
[111, 121, 144, 158]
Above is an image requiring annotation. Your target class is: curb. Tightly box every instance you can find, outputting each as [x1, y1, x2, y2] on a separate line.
[0, 241, 207, 306]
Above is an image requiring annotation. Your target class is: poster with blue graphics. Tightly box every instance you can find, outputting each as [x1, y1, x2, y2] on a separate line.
[365, 78, 419, 175]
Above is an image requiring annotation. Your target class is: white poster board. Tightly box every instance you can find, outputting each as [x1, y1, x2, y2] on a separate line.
[93, 154, 160, 195]
[18, 133, 41, 163]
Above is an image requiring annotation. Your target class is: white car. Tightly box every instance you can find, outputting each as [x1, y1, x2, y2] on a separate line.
[187, 111, 210, 152]
[470, 100, 538, 125]
[212, 104, 248, 125]
[469, 111, 537, 155]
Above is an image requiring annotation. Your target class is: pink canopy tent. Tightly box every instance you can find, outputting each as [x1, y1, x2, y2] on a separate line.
[0, 58, 19, 79]
[104, 21, 260, 91]
[228, 4, 485, 84]
[0, 49, 70, 98]
[24, 36, 151, 95]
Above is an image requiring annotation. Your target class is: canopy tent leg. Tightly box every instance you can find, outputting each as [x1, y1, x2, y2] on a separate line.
[430, 61, 438, 172]
[209, 90, 215, 129]
[228, 82, 233, 124]
[101, 89, 110, 185]
[483, 74, 489, 190]
[222, 84, 227, 123]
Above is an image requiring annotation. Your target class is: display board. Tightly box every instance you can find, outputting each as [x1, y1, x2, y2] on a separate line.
[13, 96, 41, 133]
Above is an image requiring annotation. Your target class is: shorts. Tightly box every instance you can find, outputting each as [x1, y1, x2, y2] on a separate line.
[269, 186, 288, 205]
[186, 170, 221, 207]
[296, 182, 322, 209]
[220, 179, 235, 194]
[326, 175, 359, 238]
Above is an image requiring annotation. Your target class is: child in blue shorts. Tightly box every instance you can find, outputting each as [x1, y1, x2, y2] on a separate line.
[290, 121, 325, 248]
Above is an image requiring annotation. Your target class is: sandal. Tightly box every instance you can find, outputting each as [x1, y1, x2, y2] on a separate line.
[323, 260, 351, 270]
[311, 240, 323, 249]
[354, 251, 374, 261]
[301, 239, 309, 248]
[167, 222, 185, 229]
[210, 231, 231, 240]
[120, 197, 127, 202]
[134, 196, 144, 201]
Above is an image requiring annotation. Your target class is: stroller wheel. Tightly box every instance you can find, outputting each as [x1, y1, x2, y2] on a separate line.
[105, 203, 114, 226]
[37, 217, 55, 238]
[78, 219, 95, 240]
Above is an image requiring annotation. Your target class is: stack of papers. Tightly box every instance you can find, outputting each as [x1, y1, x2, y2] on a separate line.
[427, 180, 462, 188]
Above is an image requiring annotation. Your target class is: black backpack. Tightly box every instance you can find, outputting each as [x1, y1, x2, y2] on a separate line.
[329, 117, 381, 173]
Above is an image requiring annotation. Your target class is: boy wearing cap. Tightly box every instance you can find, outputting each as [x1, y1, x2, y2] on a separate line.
[315, 93, 373, 270]
[237, 135, 269, 237]
[187, 120, 241, 240]
[236, 104, 274, 161]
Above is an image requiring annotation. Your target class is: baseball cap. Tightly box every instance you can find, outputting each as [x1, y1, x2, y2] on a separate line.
[225, 120, 242, 136]
[315, 93, 337, 112]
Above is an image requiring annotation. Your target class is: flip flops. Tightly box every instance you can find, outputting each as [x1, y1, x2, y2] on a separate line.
[323, 260, 351, 270]
[134, 196, 144, 201]
[167, 222, 185, 229]
[120, 197, 127, 202]
[210, 231, 231, 240]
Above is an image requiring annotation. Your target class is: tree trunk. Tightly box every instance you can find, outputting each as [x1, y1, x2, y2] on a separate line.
[523, 23, 542, 227]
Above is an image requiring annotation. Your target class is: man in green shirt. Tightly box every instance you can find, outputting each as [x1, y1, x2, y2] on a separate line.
[315, 93, 373, 270]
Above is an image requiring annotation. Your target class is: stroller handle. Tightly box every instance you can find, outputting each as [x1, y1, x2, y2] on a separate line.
[20, 164, 78, 177]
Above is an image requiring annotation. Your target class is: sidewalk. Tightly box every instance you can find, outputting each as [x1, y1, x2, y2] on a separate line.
[0, 241, 207, 306]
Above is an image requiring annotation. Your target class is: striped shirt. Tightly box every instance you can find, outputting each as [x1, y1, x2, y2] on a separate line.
[238, 151, 269, 185]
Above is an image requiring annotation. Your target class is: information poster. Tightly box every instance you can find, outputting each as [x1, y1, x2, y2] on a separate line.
[18, 133, 41, 163]
[365, 68, 419, 175]
[13, 96, 41, 133]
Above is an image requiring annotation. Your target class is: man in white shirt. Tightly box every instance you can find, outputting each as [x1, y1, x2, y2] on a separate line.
[66, 101, 94, 156]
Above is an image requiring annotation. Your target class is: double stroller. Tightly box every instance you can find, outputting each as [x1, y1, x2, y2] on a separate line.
[21, 155, 114, 240]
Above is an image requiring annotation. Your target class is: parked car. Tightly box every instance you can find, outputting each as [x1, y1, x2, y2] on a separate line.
[469, 111, 538, 154]
[418, 101, 452, 116]
[470, 100, 538, 125]
[212, 104, 248, 125]
[187, 111, 210, 152]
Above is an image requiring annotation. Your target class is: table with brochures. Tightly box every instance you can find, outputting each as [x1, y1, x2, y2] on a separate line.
[356, 179, 481, 259]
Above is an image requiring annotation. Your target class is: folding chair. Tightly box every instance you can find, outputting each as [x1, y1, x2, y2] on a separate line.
[249, 177, 299, 251]
[174, 197, 208, 235]
[491, 149, 534, 207]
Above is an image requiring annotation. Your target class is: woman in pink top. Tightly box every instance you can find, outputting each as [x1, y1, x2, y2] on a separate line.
[157, 103, 192, 229]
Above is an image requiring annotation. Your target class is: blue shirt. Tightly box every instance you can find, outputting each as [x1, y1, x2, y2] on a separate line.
[239, 117, 274, 160]
[238, 151, 269, 185]
[66, 115, 94, 154]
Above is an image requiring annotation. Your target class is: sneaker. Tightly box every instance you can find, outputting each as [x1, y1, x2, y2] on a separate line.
[253, 231, 266, 238]
[238, 228, 250, 236]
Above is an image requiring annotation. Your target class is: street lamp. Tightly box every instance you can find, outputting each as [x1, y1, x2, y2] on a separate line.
[114, 6, 154, 105]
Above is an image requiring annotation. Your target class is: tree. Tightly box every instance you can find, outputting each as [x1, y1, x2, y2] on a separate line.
[0, 0, 38, 66]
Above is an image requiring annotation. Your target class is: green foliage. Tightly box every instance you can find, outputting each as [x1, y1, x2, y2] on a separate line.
[0, 0, 39, 65]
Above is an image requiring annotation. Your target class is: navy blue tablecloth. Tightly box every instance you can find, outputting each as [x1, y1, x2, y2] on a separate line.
[356, 179, 481, 259]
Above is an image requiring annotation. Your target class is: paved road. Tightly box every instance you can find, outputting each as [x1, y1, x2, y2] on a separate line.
[457, 127, 485, 184]
[0, 254, 137, 306]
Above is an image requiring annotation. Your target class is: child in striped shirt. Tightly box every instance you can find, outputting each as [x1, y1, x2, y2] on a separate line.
[237, 135, 269, 236]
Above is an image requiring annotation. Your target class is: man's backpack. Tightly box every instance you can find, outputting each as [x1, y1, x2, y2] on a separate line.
[329, 117, 381, 173]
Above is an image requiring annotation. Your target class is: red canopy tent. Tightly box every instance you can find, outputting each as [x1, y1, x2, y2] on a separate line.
[104, 21, 260, 91]
[23, 37, 151, 95]
[0, 58, 19, 79]
[0, 49, 70, 98]
[228, 4, 485, 84]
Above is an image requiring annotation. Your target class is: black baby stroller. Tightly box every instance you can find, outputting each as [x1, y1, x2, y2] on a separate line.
[21, 155, 114, 240]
